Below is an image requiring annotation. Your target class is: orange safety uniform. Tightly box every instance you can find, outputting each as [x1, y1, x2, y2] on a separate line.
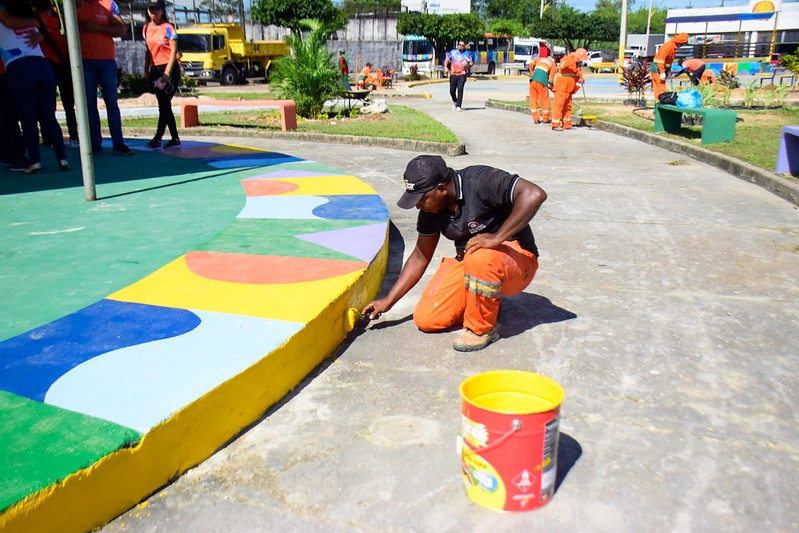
[529, 56, 556, 123]
[552, 51, 585, 130]
[357, 65, 375, 88]
[411, 166, 540, 336]
[651, 33, 689, 99]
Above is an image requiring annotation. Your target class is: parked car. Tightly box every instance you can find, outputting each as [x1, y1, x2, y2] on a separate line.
[584, 51, 604, 69]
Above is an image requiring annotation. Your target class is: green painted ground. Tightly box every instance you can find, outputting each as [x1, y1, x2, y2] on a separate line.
[0, 391, 141, 512]
[0, 148, 250, 342]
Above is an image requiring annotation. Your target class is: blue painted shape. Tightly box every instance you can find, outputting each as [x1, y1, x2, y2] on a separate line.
[312, 195, 390, 221]
[243, 170, 348, 180]
[207, 157, 303, 169]
[237, 196, 327, 219]
[45, 310, 304, 433]
[0, 300, 201, 402]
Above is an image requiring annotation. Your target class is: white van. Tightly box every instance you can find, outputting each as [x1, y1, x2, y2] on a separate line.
[512, 37, 553, 67]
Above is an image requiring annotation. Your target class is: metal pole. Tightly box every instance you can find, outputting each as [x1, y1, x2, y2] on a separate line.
[618, 0, 628, 81]
[63, 0, 97, 201]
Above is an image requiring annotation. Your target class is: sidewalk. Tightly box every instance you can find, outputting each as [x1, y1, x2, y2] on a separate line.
[96, 89, 799, 531]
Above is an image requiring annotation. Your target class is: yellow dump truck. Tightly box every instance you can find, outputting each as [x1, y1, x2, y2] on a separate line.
[176, 24, 289, 85]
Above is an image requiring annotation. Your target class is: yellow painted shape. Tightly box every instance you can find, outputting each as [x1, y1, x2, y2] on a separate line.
[0, 234, 389, 533]
[107, 256, 364, 324]
[210, 143, 272, 154]
[253, 175, 377, 196]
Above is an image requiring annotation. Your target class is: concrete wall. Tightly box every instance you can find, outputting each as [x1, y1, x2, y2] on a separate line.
[116, 14, 403, 76]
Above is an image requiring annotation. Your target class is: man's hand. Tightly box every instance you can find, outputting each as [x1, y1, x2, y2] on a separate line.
[24, 29, 42, 47]
[659, 72, 666, 81]
[465, 233, 502, 254]
[362, 299, 391, 320]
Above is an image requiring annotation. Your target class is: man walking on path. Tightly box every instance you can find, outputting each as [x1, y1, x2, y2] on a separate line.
[529, 55, 556, 124]
[551, 48, 587, 131]
[650, 33, 689, 100]
[445, 40, 473, 112]
[362, 155, 547, 352]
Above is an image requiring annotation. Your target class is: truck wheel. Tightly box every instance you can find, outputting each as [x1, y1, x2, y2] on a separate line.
[220, 65, 237, 86]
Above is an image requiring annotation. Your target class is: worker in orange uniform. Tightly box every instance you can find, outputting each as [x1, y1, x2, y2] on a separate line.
[357, 62, 376, 90]
[362, 155, 547, 352]
[677, 58, 715, 85]
[650, 33, 690, 100]
[551, 48, 587, 131]
[529, 55, 556, 124]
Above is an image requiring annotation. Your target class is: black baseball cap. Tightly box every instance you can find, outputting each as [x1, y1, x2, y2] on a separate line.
[148, 0, 166, 9]
[397, 155, 451, 209]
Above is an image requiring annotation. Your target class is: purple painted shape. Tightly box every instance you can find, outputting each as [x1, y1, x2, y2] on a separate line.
[775, 125, 799, 174]
[296, 222, 387, 262]
[243, 170, 349, 180]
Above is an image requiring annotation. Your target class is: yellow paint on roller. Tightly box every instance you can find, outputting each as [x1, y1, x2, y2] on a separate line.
[107, 256, 365, 324]
[0, 237, 389, 533]
[345, 307, 361, 332]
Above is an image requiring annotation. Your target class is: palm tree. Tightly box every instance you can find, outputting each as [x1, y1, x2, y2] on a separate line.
[270, 19, 344, 118]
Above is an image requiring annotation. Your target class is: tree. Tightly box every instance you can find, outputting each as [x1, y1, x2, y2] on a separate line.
[397, 12, 485, 65]
[340, 0, 401, 16]
[269, 20, 343, 118]
[472, 0, 542, 27]
[252, 0, 345, 36]
[527, 4, 618, 51]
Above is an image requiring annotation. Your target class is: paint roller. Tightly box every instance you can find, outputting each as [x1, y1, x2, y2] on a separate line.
[345, 307, 372, 333]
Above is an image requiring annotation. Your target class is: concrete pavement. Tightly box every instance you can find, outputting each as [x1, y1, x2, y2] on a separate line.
[95, 83, 799, 532]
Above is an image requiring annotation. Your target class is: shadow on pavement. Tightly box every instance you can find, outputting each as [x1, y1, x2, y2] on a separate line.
[555, 432, 582, 493]
[498, 293, 577, 339]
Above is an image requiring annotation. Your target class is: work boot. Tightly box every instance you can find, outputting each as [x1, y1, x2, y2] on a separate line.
[552, 126, 563, 131]
[453, 328, 500, 352]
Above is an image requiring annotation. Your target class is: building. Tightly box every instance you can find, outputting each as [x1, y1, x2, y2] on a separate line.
[665, 0, 799, 67]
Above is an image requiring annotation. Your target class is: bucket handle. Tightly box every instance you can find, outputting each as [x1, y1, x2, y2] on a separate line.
[460, 419, 522, 456]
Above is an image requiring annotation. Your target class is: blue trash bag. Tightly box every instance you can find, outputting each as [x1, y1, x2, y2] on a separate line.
[676, 88, 702, 108]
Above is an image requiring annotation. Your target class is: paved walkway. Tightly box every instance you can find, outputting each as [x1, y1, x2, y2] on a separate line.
[96, 85, 799, 531]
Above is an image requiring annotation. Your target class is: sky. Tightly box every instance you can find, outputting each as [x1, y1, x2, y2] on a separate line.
[565, 0, 751, 12]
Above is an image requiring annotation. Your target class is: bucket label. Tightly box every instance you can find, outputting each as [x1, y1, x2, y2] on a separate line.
[512, 469, 536, 492]
[461, 415, 488, 448]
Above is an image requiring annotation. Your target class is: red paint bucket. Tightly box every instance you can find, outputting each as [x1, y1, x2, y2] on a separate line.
[459, 370, 564, 512]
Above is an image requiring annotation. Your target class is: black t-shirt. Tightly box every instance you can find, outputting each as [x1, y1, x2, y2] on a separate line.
[416, 165, 538, 258]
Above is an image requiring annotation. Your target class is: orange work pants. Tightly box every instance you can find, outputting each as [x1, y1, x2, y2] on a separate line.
[529, 80, 550, 122]
[552, 90, 573, 128]
[413, 240, 538, 335]
[652, 74, 667, 100]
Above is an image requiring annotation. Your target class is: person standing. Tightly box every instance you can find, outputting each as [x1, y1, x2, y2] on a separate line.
[650, 33, 689, 100]
[78, 0, 134, 155]
[551, 48, 587, 131]
[362, 155, 547, 352]
[0, 0, 67, 173]
[0, 58, 28, 170]
[143, 0, 179, 149]
[529, 55, 556, 124]
[32, 0, 78, 148]
[445, 40, 473, 112]
[338, 50, 350, 90]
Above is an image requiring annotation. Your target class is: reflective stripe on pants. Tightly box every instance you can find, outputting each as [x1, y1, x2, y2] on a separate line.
[413, 240, 538, 335]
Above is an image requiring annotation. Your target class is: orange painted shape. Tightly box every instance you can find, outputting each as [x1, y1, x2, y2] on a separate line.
[241, 180, 300, 197]
[184, 251, 367, 284]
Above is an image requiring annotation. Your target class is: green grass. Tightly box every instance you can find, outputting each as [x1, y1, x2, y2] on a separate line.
[492, 99, 799, 173]
[115, 104, 458, 143]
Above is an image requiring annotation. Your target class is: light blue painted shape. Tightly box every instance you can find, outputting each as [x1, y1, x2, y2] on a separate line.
[296, 222, 388, 262]
[243, 170, 347, 180]
[44, 310, 304, 433]
[237, 195, 327, 219]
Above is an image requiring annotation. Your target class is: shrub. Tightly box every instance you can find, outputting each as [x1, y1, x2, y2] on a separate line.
[270, 20, 344, 119]
[404, 64, 421, 82]
[118, 73, 149, 98]
[620, 64, 650, 104]
[716, 69, 740, 89]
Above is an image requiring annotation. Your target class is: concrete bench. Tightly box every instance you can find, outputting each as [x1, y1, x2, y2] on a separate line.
[180, 99, 297, 131]
[500, 62, 525, 76]
[654, 103, 737, 145]
[776, 125, 799, 175]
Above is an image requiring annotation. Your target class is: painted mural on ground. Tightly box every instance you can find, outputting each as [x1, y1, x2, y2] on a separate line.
[0, 140, 388, 528]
